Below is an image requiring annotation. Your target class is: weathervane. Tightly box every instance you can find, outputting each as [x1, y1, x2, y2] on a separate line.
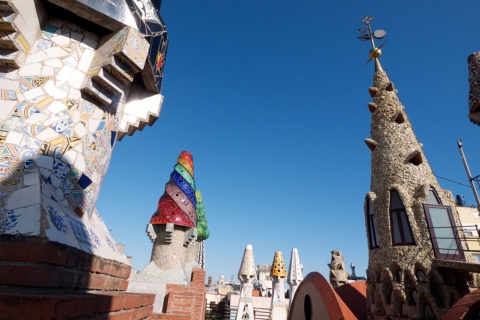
[358, 15, 386, 69]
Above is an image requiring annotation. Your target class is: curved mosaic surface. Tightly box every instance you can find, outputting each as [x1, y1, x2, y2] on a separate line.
[195, 190, 209, 241]
[150, 151, 197, 228]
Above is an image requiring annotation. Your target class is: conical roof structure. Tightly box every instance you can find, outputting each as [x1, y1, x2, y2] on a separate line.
[150, 151, 197, 227]
[270, 251, 287, 278]
[238, 244, 256, 279]
[361, 17, 476, 319]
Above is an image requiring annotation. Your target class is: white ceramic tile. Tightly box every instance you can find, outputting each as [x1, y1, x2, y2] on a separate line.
[23, 172, 40, 186]
[15, 93, 25, 102]
[0, 100, 17, 120]
[23, 87, 44, 101]
[74, 123, 87, 137]
[39, 167, 50, 179]
[34, 155, 53, 169]
[51, 34, 71, 46]
[42, 114, 60, 126]
[5, 205, 41, 236]
[91, 107, 104, 120]
[47, 100, 66, 114]
[53, 82, 68, 99]
[6, 185, 41, 210]
[61, 150, 77, 165]
[0, 78, 19, 90]
[4, 69, 18, 80]
[68, 69, 85, 89]
[41, 66, 55, 76]
[50, 173, 62, 188]
[45, 46, 69, 59]
[5, 131, 23, 144]
[44, 58, 63, 68]
[12, 0, 41, 40]
[25, 112, 48, 125]
[87, 117, 100, 132]
[78, 48, 95, 73]
[71, 110, 81, 123]
[43, 80, 55, 96]
[57, 65, 74, 81]
[19, 63, 42, 76]
[74, 153, 85, 171]
[25, 51, 49, 64]
[13, 13, 37, 46]
[45, 212, 81, 250]
[68, 87, 81, 100]
[35, 127, 58, 141]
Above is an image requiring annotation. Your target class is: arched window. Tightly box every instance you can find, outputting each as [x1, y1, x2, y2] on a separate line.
[428, 188, 441, 205]
[390, 190, 415, 245]
[366, 196, 379, 249]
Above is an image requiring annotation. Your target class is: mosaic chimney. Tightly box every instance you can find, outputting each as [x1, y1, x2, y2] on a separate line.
[270, 251, 288, 320]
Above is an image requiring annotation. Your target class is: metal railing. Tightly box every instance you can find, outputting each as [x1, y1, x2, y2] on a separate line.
[428, 224, 480, 262]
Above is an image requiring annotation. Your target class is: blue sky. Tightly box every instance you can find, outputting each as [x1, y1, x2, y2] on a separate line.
[97, 1, 480, 283]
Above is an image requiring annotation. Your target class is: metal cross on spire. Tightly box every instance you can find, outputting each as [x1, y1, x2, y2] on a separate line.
[358, 15, 387, 70]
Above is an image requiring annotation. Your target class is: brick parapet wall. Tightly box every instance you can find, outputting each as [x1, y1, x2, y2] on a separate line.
[0, 235, 131, 292]
[155, 268, 206, 320]
[0, 291, 155, 319]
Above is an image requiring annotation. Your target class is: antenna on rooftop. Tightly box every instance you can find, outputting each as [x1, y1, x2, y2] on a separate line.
[457, 139, 480, 209]
[358, 15, 387, 70]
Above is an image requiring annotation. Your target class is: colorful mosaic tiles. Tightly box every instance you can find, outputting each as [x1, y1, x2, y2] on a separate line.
[150, 151, 197, 227]
[468, 52, 480, 113]
[125, 0, 168, 92]
[150, 151, 210, 241]
[0, 0, 161, 263]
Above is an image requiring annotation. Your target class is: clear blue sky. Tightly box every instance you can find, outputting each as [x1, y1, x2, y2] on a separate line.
[97, 1, 480, 283]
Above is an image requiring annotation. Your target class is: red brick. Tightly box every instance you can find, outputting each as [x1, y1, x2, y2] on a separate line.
[95, 293, 125, 313]
[91, 255, 113, 275]
[0, 261, 85, 290]
[104, 275, 124, 291]
[77, 272, 107, 290]
[140, 293, 155, 306]
[119, 279, 129, 291]
[123, 293, 143, 309]
[0, 292, 97, 319]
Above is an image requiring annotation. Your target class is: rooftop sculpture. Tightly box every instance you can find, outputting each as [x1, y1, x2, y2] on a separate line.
[0, 0, 167, 268]
[360, 15, 479, 319]
[236, 244, 256, 320]
[129, 151, 209, 311]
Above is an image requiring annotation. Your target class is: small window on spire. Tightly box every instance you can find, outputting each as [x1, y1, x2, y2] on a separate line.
[390, 190, 415, 246]
[408, 152, 423, 166]
[428, 188, 441, 205]
[394, 113, 405, 124]
[366, 196, 379, 249]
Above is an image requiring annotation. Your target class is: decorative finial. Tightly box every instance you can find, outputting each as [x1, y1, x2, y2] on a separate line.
[358, 15, 387, 71]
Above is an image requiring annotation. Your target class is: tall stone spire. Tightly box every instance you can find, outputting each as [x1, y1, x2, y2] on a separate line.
[236, 244, 256, 320]
[287, 248, 303, 309]
[360, 17, 477, 319]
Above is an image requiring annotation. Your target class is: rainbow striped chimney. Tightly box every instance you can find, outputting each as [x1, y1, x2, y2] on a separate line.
[150, 151, 197, 227]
